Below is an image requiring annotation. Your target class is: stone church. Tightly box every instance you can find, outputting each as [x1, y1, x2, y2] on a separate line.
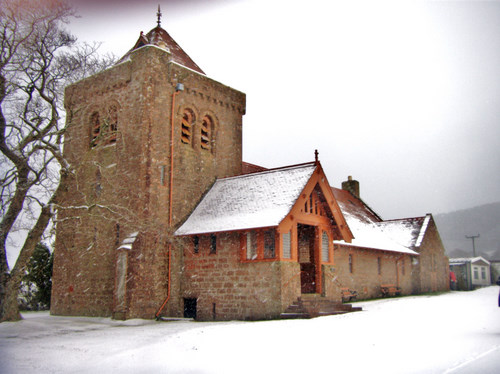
[51, 14, 449, 321]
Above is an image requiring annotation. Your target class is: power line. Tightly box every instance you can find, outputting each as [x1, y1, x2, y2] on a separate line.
[465, 234, 480, 257]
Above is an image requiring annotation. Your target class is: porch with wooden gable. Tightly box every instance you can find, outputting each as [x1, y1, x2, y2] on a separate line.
[174, 160, 361, 320]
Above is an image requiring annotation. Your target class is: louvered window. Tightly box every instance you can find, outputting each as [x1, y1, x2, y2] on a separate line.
[181, 109, 194, 144]
[321, 231, 329, 262]
[283, 231, 291, 259]
[201, 115, 212, 150]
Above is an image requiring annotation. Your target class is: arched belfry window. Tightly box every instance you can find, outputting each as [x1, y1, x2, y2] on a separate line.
[90, 106, 119, 147]
[181, 109, 195, 145]
[107, 105, 118, 144]
[90, 111, 100, 148]
[201, 115, 213, 151]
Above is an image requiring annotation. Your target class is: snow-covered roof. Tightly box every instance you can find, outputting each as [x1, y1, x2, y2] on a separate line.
[415, 214, 430, 247]
[335, 214, 420, 255]
[175, 163, 317, 236]
[117, 26, 204, 74]
[449, 257, 490, 265]
[378, 217, 428, 250]
[332, 188, 421, 255]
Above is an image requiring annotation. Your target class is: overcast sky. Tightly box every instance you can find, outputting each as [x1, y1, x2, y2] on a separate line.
[68, 0, 500, 220]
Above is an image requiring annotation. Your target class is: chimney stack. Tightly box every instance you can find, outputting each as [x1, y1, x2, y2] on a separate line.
[342, 176, 360, 198]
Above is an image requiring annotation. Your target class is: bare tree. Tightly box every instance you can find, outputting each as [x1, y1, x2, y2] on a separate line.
[0, 0, 115, 321]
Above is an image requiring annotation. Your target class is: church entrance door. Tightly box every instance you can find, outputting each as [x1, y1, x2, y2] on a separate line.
[298, 224, 318, 294]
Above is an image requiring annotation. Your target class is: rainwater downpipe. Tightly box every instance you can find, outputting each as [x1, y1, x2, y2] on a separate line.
[155, 83, 184, 320]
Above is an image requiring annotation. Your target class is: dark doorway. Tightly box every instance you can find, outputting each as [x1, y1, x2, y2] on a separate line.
[183, 298, 197, 319]
[298, 224, 317, 294]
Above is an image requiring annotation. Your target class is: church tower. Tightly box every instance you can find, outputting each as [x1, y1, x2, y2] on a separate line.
[51, 10, 246, 319]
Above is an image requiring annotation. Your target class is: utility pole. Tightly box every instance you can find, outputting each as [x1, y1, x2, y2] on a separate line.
[465, 234, 480, 257]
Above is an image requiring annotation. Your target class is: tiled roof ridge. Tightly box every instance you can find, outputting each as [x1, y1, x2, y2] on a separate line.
[333, 186, 383, 223]
[224, 161, 316, 181]
[146, 26, 205, 74]
[241, 161, 268, 174]
[353, 194, 383, 223]
[383, 214, 429, 223]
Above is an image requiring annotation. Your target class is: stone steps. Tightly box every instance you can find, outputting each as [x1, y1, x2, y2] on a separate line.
[281, 295, 362, 319]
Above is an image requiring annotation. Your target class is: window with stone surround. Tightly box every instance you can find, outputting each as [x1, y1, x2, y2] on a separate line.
[349, 254, 353, 273]
[90, 106, 118, 147]
[188, 235, 216, 255]
[95, 168, 102, 197]
[377, 257, 382, 275]
[193, 236, 199, 254]
[90, 111, 100, 147]
[181, 109, 195, 145]
[210, 234, 217, 254]
[106, 105, 118, 144]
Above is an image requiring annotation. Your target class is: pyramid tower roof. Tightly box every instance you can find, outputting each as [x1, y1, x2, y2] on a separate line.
[117, 9, 205, 74]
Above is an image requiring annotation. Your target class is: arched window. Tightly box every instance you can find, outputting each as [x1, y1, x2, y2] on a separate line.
[107, 105, 118, 144]
[181, 109, 195, 145]
[201, 115, 213, 150]
[90, 112, 100, 147]
[95, 168, 102, 197]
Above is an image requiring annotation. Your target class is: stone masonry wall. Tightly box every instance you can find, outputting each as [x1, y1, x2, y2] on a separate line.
[181, 232, 287, 321]
[168, 63, 245, 227]
[52, 44, 245, 319]
[416, 218, 450, 293]
[333, 245, 414, 299]
[52, 46, 158, 317]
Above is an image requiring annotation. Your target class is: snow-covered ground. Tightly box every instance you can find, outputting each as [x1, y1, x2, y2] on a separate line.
[1, 287, 499, 374]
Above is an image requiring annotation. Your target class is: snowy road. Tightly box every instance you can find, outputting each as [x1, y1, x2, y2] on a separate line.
[1, 287, 499, 373]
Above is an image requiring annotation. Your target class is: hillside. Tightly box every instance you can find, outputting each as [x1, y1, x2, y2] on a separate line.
[434, 202, 500, 260]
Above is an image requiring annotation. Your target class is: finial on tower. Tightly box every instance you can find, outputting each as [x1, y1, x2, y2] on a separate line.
[314, 149, 319, 163]
[157, 5, 162, 27]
